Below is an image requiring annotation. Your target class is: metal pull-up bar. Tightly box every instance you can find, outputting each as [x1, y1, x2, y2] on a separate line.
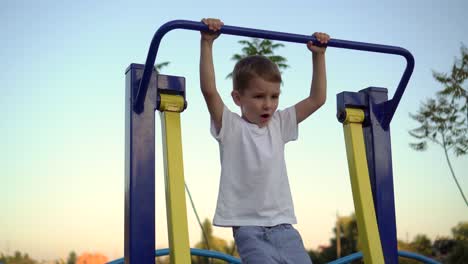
[133, 19, 414, 128]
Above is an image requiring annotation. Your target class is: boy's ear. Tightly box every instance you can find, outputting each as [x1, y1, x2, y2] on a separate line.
[231, 90, 241, 106]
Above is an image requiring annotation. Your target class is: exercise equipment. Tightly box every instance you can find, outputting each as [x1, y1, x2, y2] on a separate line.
[108, 20, 441, 264]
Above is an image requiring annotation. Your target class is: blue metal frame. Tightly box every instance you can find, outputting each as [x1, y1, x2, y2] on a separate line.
[327, 251, 441, 264]
[125, 63, 158, 264]
[134, 20, 414, 129]
[337, 87, 399, 263]
[156, 248, 242, 264]
[108, 249, 440, 264]
[361, 88, 398, 264]
[155, 73, 187, 111]
[123, 20, 420, 264]
[108, 248, 241, 264]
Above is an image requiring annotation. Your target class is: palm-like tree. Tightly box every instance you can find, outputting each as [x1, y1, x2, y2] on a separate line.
[155, 61, 170, 73]
[226, 38, 289, 79]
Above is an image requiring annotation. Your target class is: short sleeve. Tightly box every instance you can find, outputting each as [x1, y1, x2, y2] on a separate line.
[277, 106, 298, 143]
[210, 105, 234, 142]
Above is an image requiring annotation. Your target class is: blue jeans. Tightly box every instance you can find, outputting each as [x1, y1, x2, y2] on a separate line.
[233, 224, 312, 264]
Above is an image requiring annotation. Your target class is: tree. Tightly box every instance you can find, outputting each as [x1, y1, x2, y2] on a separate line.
[66, 251, 76, 264]
[447, 240, 468, 264]
[397, 240, 420, 264]
[433, 237, 456, 262]
[398, 234, 435, 264]
[0, 251, 37, 264]
[451, 221, 468, 241]
[226, 38, 289, 79]
[155, 62, 170, 73]
[333, 214, 359, 257]
[411, 234, 433, 256]
[309, 213, 360, 264]
[191, 219, 238, 264]
[447, 222, 468, 263]
[409, 44, 468, 206]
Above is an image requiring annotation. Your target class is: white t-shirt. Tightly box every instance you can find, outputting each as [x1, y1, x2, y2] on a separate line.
[210, 105, 298, 227]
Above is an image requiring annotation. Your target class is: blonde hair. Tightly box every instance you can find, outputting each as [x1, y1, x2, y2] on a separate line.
[232, 55, 281, 93]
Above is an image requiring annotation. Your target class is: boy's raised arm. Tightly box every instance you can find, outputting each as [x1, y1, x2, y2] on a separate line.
[295, 32, 330, 124]
[200, 18, 225, 133]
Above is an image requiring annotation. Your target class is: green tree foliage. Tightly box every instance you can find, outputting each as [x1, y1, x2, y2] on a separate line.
[226, 38, 289, 79]
[308, 213, 464, 264]
[409, 44, 468, 206]
[447, 221, 468, 263]
[398, 234, 436, 263]
[411, 235, 433, 256]
[447, 240, 468, 264]
[451, 221, 468, 241]
[191, 219, 238, 264]
[398, 240, 422, 264]
[308, 213, 360, 264]
[66, 251, 76, 264]
[0, 251, 37, 264]
[155, 62, 170, 73]
[433, 237, 456, 262]
[338, 214, 359, 255]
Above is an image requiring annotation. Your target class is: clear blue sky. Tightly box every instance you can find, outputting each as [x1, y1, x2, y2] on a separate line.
[1, 0, 467, 261]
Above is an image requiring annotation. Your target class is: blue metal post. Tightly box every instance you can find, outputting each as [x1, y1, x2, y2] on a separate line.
[361, 87, 398, 264]
[125, 64, 157, 264]
[337, 87, 398, 264]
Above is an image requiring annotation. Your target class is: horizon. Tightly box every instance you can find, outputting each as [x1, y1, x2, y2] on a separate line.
[2, 215, 465, 262]
[1, 0, 467, 262]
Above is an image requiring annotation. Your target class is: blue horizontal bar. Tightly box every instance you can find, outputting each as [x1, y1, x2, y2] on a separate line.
[108, 249, 440, 264]
[327, 250, 440, 264]
[399, 250, 441, 264]
[134, 20, 414, 127]
[107, 248, 241, 264]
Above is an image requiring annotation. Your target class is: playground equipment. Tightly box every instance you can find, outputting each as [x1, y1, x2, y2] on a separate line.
[108, 20, 441, 264]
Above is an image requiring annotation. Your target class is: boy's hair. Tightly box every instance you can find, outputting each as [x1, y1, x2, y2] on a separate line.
[232, 55, 281, 93]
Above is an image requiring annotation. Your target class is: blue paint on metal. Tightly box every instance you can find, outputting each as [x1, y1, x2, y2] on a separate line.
[125, 64, 157, 264]
[360, 87, 398, 264]
[336, 91, 368, 123]
[398, 251, 441, 264]
[326, 251, 441, 264]
[157, 248, 242, 263]
[108, 250, 440, 264]
[337, 87, 399, 263]
[134, 20, 414, 130]
[155, 74, 186, 110]
[107, 248, 242, 264]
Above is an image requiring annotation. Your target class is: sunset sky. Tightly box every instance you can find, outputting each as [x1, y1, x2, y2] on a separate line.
[2, 0, 467, 262]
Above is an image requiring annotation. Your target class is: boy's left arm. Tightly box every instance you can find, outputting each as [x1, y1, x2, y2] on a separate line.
[295, 32, 330, 124]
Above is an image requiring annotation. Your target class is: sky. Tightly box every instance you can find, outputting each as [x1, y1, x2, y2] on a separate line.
[1, 0, 467, 262]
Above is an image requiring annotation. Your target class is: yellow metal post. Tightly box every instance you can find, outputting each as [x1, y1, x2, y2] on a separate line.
[159, 94, 191, 264]
[342, 108, 385, 264]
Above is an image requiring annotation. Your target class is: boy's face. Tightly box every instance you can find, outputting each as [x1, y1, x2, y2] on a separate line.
[232, 77, 281, 128]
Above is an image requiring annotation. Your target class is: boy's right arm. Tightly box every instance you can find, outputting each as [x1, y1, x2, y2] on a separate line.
[200, 18, 224, 133]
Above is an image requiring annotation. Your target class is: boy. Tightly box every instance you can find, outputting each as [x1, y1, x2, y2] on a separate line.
[200, 18, 329, 264]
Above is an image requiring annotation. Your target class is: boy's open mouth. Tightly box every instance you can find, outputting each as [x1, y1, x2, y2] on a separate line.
[261, 114, 270, 119]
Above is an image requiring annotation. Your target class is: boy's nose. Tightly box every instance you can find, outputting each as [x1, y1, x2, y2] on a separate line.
[263, 99, 272, 109]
